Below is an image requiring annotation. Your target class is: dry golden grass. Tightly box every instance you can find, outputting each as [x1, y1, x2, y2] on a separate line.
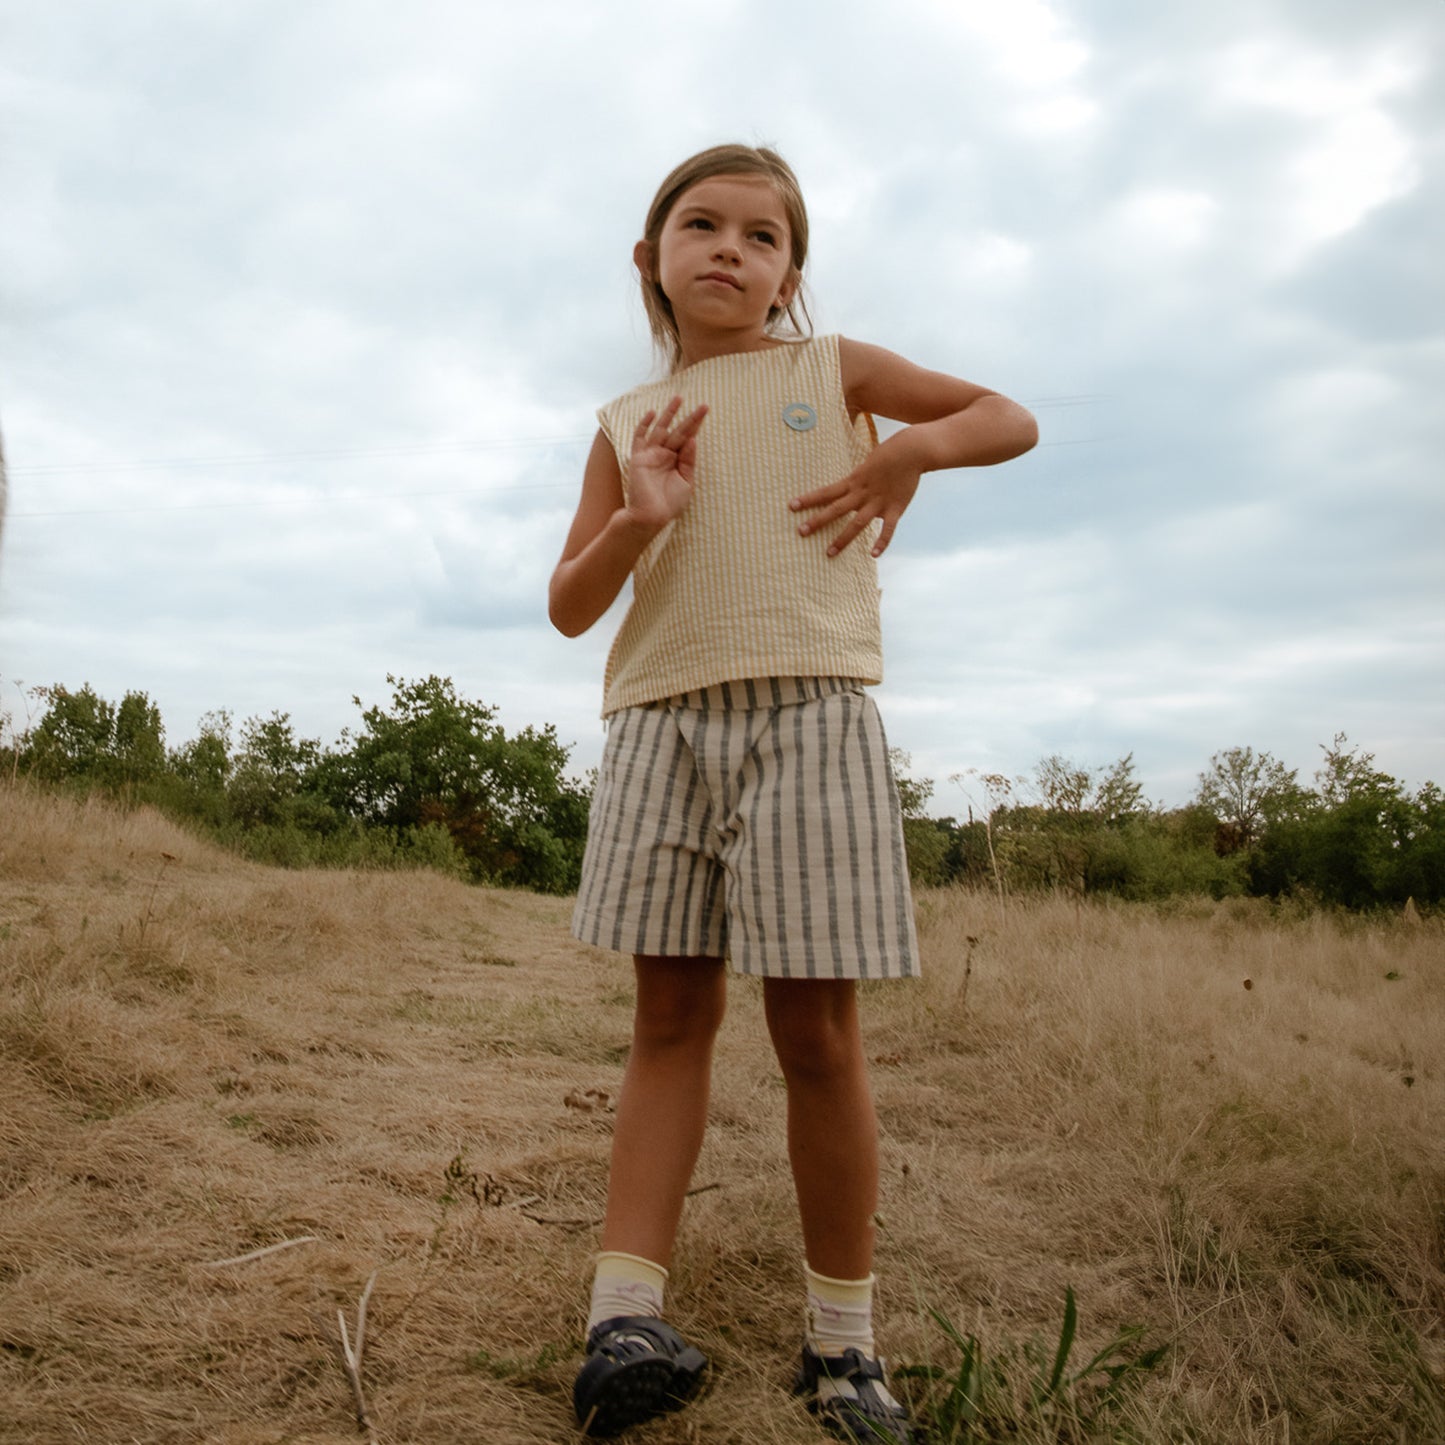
[1, 782, 1442, 1443]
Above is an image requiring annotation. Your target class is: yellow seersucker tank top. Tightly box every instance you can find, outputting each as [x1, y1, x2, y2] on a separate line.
[597, 334, 884, 716]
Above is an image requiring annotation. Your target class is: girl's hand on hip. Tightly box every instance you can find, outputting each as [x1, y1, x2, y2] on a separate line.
[790, 436, 923, 558]
[626, 396, 708, 530]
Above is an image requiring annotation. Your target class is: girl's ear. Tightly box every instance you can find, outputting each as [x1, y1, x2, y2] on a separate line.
[633, 239, 655, 279]
[774, 271, 799, 311]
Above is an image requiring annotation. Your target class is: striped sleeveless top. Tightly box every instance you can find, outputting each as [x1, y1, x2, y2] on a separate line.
[597, 334, 884, 715]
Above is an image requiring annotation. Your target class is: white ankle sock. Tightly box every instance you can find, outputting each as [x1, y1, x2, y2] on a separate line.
[804, 1263, 876, 1356]
[588, 1251, 668, 1332]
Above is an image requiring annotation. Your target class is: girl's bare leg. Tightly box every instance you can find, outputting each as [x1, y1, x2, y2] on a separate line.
[763, 978, 879, 1280]
[600, 954, 728, 1267]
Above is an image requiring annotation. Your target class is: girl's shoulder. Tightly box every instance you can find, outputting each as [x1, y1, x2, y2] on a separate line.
[836, 338, 1011, 426]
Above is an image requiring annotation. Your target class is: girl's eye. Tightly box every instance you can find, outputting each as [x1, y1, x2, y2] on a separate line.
[684, 217, 714, 231]
[751, 230, 778, 246]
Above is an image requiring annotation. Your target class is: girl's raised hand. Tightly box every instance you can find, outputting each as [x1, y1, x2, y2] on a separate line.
[626, 396, 709, 530]
[794, 337, 1039, 558]
[789, 436, 924, 559]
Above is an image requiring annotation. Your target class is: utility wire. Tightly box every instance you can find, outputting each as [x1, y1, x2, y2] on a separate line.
[11, 479, 578, 519]
[7, 434, 596, 479]
[7, 396, 1105, 480]
[7, 397, 1107, 519]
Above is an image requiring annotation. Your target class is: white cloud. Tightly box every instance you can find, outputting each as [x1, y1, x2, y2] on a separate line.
[913, 0, 1089, 85]
[1115, 188, 1217, 249]
[1210, 38, 1422, 257]
[958, 232, 1034, 282]
[1014, 92, 1100, 134]
[1, 0, 1442, 804]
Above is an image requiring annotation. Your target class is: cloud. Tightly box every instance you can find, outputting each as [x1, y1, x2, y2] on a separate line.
[1, 0, 1441, 804]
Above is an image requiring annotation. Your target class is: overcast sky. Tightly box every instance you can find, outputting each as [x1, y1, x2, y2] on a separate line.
[2, 0, 1441, 812]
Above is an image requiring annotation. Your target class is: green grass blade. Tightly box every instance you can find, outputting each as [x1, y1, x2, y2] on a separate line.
[1044, 1285, 1078, 1398]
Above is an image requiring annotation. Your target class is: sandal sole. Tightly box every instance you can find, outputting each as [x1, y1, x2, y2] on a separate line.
[576, 1353, 704, 1436]
[808, 1398, 913, 1444]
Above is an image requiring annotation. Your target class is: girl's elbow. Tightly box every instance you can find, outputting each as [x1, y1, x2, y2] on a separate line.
[549, 582, 604, 638]
[971, 395, 1037, 464]
[999, 398, 1038, 458]
[988, 398, 1034, 459]
[548, 596, 588, 638]
[1015, 409, 1039, 456]
[547, 578, 582, 637]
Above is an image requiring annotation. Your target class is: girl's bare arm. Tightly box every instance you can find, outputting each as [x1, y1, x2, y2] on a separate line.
[548, 399, 708, 637]
[792, 338, 1038, 557]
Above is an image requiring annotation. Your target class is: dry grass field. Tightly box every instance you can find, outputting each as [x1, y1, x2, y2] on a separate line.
[2, 782, 1442, 1444]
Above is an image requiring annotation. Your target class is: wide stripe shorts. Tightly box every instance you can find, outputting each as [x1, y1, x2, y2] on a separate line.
[572, 677, 920, 980]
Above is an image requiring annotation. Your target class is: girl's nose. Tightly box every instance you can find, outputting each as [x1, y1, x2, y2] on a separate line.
[712, 235, 742, 263]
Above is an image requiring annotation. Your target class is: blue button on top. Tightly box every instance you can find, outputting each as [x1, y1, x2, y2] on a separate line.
[783, 402, 817, 432]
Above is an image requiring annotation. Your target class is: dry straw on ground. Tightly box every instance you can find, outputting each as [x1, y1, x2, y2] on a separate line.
[1, 783, 1442, 1443]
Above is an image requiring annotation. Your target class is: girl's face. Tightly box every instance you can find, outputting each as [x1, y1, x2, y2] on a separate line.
[639, 174, 797, 346]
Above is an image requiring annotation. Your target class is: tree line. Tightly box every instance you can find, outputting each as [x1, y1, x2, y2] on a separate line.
[6, 676, 588, 894]
[897, 740, 1442, 910]
[4, 678, 1440, 910]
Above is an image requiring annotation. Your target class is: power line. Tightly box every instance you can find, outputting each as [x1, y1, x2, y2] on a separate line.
[5, 396, 1106, 483]
[9, 436, 1098, 520]
[6, 434, 595, 479]
[6, 398, 1106, 519]
[10, 478, 579, 519]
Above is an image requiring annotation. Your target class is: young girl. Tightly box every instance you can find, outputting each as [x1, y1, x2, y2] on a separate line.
[549, 144, 1036, 1441]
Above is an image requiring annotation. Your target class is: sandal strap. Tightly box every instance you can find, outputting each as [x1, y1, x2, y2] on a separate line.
[796, 1345, 913, 1442]
[585, 1315, 702, 1365]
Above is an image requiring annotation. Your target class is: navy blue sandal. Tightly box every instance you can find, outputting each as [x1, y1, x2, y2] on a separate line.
[794, 1344, 914, 1444]
[573, 1316, 708, 1437]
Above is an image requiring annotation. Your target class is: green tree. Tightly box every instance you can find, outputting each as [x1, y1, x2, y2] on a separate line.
[940, 816, 995, 888]
[1035, 754, 1093, 814]
[25, 684, 116, 781]
[170, 710, 233, 793]
[1195, 746, 1306, 852]
[1084, 809, 1246, 901]
[1036, 755, 1092, 895]
[1248, 737, 1443, 908]
[229, 712, 327, 828]
[1314, 733, 1396, 808]
[1309, 736, 1434, 907]
[162, 709, 234, 826]
[891, 750, 953, 887]
[890, 748, 934, 819]
[1095, 753, 1145, 824]
[1394, 783, 1445, 905]
[990, 756, 1229, 902]
[108, 690, 166, 788]
[320, 675, 588, 892]
[24, 684, 165, 789]
[1301, 735, 1407, 906]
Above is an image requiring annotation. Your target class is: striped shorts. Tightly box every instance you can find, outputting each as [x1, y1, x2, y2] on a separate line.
[572, 677, 919, 980]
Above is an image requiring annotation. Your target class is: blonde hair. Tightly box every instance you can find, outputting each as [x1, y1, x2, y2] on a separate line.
[638, 144, 813, 370]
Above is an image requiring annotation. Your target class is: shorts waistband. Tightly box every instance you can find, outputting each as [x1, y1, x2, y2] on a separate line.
[648, 677, 864, 713]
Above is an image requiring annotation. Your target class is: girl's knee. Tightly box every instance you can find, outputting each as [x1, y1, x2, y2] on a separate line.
[631, 955, 727, 1051]
[764, 981, 864, 1082]
[633, 998, 725, 1052]
[774, 1026, 862, 1083]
